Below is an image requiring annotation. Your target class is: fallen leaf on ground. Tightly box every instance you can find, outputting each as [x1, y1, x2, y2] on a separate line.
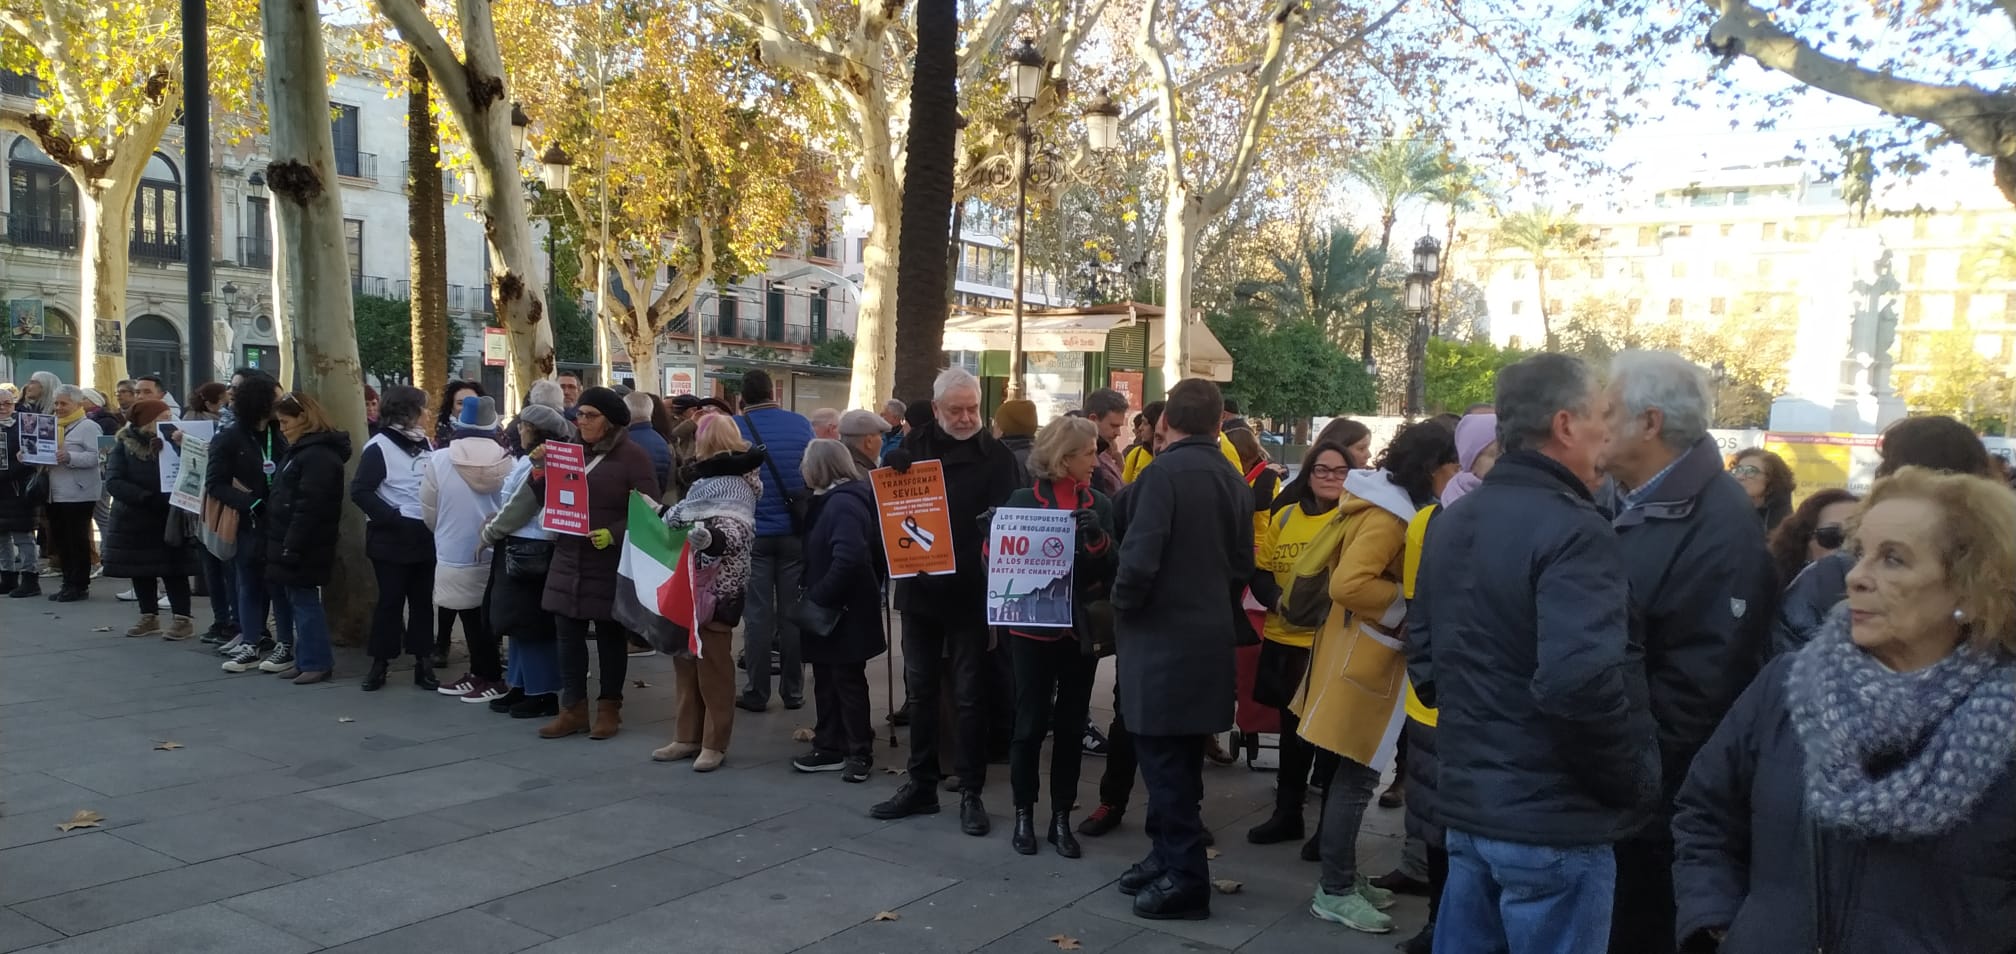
[1212, 878, 1243, 895]
[872, 911, 900, 922]
[632, 679, 650, 688]
[1205, 847, 1221, 860]
[337, 717, 355, 723]
[92, 626, 111, 632]
[56, 809, 103, 832]
[791, 727, 815, 742]
[153, 741, 183, 751]
[1048, 935, 1083, 950]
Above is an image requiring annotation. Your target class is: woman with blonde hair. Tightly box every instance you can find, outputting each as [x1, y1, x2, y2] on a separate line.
[1674, 467, 2016, 952]
[651, 413, 764, 771]
[244, 391, 352, 682]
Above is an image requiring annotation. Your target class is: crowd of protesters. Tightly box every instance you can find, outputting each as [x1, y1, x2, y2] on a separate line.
[4, 349, 2015, 954]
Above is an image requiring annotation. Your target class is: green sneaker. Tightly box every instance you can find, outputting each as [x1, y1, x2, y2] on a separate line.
[1310, 884, 1394, 933]
[1355, 873, 1397, 911]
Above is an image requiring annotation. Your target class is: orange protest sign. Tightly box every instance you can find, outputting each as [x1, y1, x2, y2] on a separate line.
[871, 461, 959, 578]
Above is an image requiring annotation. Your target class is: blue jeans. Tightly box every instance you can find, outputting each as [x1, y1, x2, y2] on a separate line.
[281, 585, 330, 673]
[1434, 829, 1616, 954]
[200, 548, 236, 631]
[233, 541, 294, 645]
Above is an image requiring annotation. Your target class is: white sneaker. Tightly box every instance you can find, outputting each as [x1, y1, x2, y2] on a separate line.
[117, 588, 138, 602]
[221, 644, 263, 673]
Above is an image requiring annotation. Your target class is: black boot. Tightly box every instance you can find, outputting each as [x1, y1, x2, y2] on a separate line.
[1247, 782, 1307, 844]
[1049, 811, 1082, 859]
[960, 791, 990, 836]
[488, 687, 526, 713]
[869, 780, 940, 820]
[413, 655, 439, 691]
[8, 574, 40, 598]
[1011, 807, 1038, 855]
[0, 571, 16, 594]
[361, 659, 388, 692]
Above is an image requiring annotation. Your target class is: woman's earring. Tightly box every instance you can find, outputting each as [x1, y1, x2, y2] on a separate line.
[1954, 608, 1969, 624]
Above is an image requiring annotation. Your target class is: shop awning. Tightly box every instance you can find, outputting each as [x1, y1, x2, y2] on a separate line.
[1148, 319, 1235, 382]
[940, 310, 1135, 353]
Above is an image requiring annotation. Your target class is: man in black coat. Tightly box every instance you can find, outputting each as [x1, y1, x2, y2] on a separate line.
[1596, 351, 1778, 954]
[1108, 378, 1252, 921]
[871, 368, 1024, 835]
[1409, 353, 1659, 954]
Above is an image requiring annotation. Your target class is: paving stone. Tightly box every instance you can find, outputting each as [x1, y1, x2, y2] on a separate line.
[661, 804, 894, 877]
[245, 813, 486, 878]
[972, 910, 1144, 954]
[10, 902, 319, 954]
[0, 832, 182, 905]
[479, 851, 731, 937]
[317, 909, 552, 954]
[10, 856, 297, 936]
[43, 744, 283, 797]
[110, 793, 379, 863]
[304, 759, 551, 820]
[0, 909, 60, 954]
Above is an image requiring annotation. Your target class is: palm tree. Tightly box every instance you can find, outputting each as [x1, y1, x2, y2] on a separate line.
[1239, 224, 1396, 349]
[1346, 141, 1442, 253]
[1495, 206, 1589, 351]
[889, 0, 959, 406]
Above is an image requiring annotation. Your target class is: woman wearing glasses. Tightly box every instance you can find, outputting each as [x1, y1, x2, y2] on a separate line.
[1765, 489, 1858, 590]
[1728, 448, 1796, 532]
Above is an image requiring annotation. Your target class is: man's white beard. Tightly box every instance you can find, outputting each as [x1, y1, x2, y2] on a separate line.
[940, 418, 981, 441]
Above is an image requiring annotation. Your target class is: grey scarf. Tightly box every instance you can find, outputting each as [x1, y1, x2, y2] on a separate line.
[1787, 606, 2016, 839]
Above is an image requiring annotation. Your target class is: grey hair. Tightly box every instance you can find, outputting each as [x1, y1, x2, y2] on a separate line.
[1609, 350, 1712, 450]
[622, 390, 658, 420]
[883, 398, 906, 416]
[54, 384, 86, 405]
[1030, 416, 1097, 481]
[801, 438, 862, 488]
[1495, 353, 1597, 454]
[810, 407, 841, 430]
[933, 367, 981, 401]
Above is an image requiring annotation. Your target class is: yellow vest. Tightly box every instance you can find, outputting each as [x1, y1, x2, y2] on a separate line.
[1121, 433, 1242, 483]
[1258, 504, 1331, 649]
[1402, 504, 1438, 727]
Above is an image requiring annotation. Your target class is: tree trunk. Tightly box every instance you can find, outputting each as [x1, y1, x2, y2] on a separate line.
[408, 52, 449, 425]
[1535, 267, 1554, 351]
[262, 0, 374, 642]
[1378, 206, 1397, 255]
[890, 0, 959, 409]
[1159, 192, 1206, 387]
[76, 185, 138, 387]
[621, 322, 661, 397]
[851, 157, 901, 409]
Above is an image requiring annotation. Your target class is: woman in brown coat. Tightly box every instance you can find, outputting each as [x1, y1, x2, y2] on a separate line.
[540, 387, 662, 741]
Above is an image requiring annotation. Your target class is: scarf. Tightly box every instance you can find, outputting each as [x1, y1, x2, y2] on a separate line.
[55, 406, 85, 443]
[666, 462, 761, 529]
[1787, 606, 2016, 839]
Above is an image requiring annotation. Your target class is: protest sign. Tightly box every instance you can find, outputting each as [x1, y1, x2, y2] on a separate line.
[158, 421, 216, 493]
[170, 434, 210, 515]
[17, 413, 56, 465]
[540, 442, 591, 536]
[985, 508, 1076, 628]
[870, 461, 957, 578]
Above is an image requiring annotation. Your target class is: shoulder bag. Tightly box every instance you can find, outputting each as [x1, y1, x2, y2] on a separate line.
[740, 413, 812, 534]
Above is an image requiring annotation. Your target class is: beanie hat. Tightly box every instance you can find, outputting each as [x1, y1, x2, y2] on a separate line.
[516, 404, 574, 442]
[458, 395, 501, 430]
[128, 399, 172, 428]
[576, 386, 631, 427]
[904, 400, 934, 431]
[81, 387, 107, 408]
[1454, 412, 1498, 472]
[995, 399, 1038, 438]
[527, 379, 565, 411]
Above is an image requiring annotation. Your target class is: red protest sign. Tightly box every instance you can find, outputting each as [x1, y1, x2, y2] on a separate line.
[540, 441, 591, 536]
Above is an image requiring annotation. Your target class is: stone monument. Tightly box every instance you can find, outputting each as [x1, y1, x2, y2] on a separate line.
[1769, 224, 1909, 434]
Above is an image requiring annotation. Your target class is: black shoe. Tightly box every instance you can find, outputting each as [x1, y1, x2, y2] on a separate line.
[1132, 875, 1210, 921]
[0, 572, 15, 593]
[783, 698, 804, 711]
[735, 697, 768, 714]
[413, 656, 439, 691]
[1011, 807, 1038, 855]
[8, 577, 42, 598]
[960, 792, 990, 836]
[1378, 781, 1405, 809]
[1399, 922, 1434, 954]
[1201, 828, 1215, 847]
[361, 659, 388, 692]
[1079, 803, 1123, 836]
[510, 693, 559, 719]
[50, 587, 87, 602]
[1300, 833, 1321, 862]
[794, 750, 847, 773]
[488, 687, 527, 713]
[887, 703, 910, 727]
[1049, 811, 1081, 859]
[1370, 869, 1431, 896]
[841, 758, 872, 784]
[429, 649, 449, 669]
[870, 780, 940, 820]
[1082, 720, 1110, 757]
[1118, 857, 1166, 896]
[737, 653, 747, 671]
[1247, 809, 1306, 845]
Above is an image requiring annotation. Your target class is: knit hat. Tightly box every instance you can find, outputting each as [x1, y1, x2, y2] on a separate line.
[458, 395, 501, 430]
[516, 404, 573, 441]
[576, 386, 630, 427]
[129, 399, 172, 428]
[81, 387, 107, 408]
[527, 379, 565, 411]
[904, 400, 934, 431]
[839, 409, 886, 438]
[995, 399, 1038, 438]
[670, 394, 705, 412]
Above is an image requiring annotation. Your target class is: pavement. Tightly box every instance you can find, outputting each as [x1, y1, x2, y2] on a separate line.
[0, 586, 1426, 953]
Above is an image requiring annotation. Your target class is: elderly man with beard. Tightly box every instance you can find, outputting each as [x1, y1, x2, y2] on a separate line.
[871, 368, 1025, 835]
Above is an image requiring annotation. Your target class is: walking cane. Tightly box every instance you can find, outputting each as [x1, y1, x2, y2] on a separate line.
[883, 583, 899, 748]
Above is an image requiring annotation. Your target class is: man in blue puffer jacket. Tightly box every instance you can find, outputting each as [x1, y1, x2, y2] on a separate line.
[733, 370, 815, 711]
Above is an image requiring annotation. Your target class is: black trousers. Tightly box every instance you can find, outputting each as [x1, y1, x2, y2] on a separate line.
[1008, 635, 1096, 813]
[1097, 684, 1139, 810]
[1610, 833, 1676, 954]
[557, 614, 627, 706]
[133, 575, 192, 617]
[1135, 733, 1209, 891]
[811, 661, 872, 759]
[987, 641, 1015, 758]
[1276, 706, 1314, 807]
[369, 559, 435, 661]
[902, 609, 989, 791]
[437, 606, 495, 679]
[47, 501, 93, 593]
[1427, 840, 1450, 923]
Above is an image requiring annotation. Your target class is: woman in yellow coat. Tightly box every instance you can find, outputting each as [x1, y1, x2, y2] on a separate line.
[1292, 420, 1456, 934]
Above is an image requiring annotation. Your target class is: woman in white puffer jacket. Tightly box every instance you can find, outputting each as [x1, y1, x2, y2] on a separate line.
[422, 395, 514, 702]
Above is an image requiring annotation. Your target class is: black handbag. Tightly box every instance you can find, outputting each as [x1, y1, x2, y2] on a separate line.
[502, 537, 554, 581]
[740, 413, 812, 533]
[1251, 639, 1311, 709]
[21, 469, 48, 506]
[791, 591, 844, 637]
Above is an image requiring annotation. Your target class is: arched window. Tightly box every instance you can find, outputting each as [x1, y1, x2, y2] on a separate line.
[18, 308, 78, 384]
[6, 138, 78, 250]
[131, 152, 182, 261]
[127, 314, 184, 396]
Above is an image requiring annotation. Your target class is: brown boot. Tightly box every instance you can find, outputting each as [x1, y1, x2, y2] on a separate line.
[589, 699, 623, 740]
[125, 613, 160, 638]
[160, 615, 196, 641]
[539, 701, 589, 739]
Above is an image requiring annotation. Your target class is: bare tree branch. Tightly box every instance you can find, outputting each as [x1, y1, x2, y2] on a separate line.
[958, 0, 1025, 88]
[731, 0, 849, 79]
[1136, 0, 1188, 191]
[371, 0, 478, 125]
[1199, 0, 1317, 217]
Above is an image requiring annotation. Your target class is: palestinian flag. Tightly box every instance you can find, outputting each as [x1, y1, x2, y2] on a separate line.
[615, 491, 702, 657]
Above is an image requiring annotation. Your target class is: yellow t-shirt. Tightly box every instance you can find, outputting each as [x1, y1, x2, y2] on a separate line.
[1122, 433, 1244, 485]
[1257, 503, 1331, 649]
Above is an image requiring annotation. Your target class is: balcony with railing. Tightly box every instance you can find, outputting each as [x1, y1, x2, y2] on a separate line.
[359, 275, 394, 299]
[130, 228, 183, 262]
[239, 235, 272, 269]
[4, 212, 79, 251]
[0, 71, 43, 98]
[335, 150, 378, 182]
[447, 284, 468, 313]
[710, 316, 816, 348]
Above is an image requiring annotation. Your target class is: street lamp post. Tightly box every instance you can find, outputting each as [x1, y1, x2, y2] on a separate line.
[1402, 233, 1442, 416]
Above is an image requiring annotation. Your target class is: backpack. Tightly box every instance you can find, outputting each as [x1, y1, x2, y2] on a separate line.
[1274, 506, 1353, 629]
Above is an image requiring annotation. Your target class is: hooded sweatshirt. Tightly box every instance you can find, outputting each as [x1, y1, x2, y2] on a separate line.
[422, 433, 514, 609]
[1442, 413, 1497, 507]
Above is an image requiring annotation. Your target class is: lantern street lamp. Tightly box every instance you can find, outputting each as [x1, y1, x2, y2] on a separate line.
[993, 38, 1123, 399]
[509, 102, 531, 157]
[540, 143, 573, 193]
[1401, 233, 1444, 416]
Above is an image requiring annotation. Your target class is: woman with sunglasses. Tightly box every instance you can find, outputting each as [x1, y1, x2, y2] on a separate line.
[1764, 489, 1858, 590]
[1728, 448, 1795, 532]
